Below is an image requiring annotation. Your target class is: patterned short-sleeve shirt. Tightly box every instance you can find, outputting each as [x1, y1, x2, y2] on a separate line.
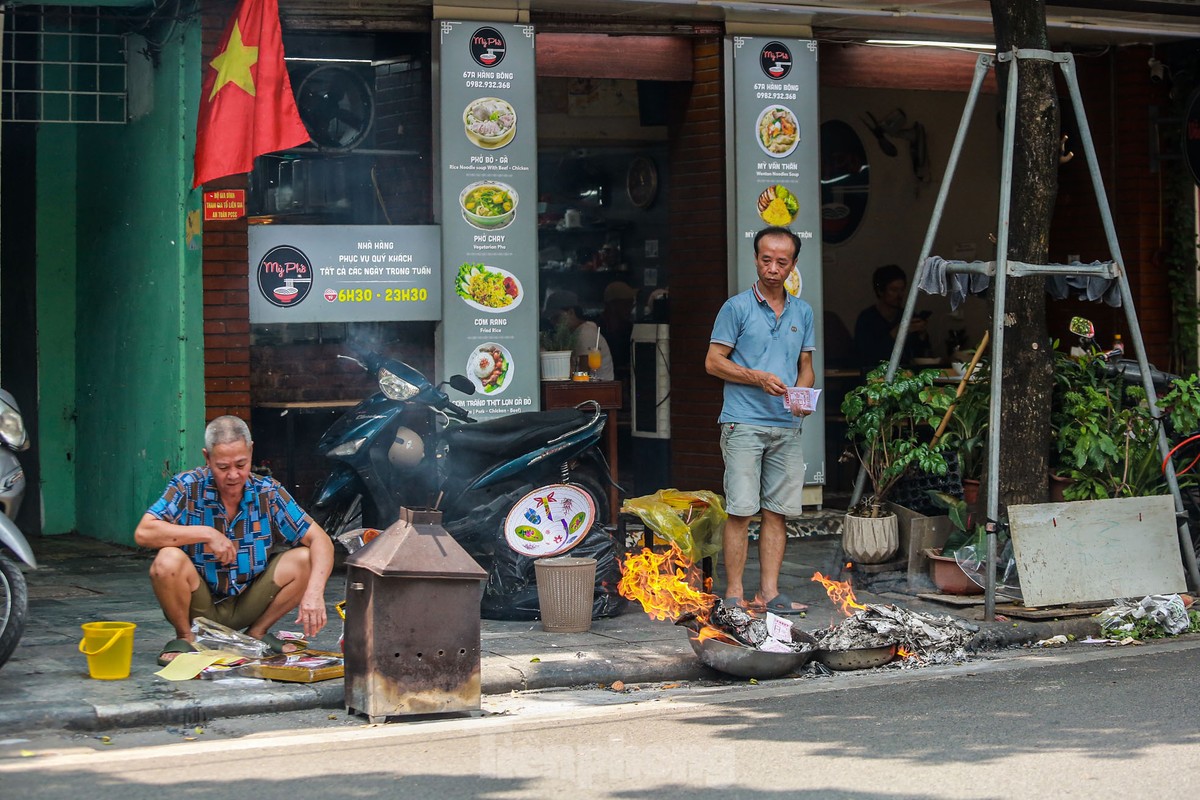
[146, 468, 311, 598]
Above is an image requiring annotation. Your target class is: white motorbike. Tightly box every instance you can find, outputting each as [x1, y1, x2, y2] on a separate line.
[0, 389, 35, 669]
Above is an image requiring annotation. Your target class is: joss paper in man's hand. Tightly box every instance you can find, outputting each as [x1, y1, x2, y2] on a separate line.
[784, 387, 821, 413]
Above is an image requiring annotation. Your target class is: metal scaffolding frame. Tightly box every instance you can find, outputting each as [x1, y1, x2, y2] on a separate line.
[851, 49, 1200, 620]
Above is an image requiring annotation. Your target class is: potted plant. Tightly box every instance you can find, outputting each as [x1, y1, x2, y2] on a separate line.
[924, 491, 988, 595]
[1050, 342, 1200, 501]
[539, 319, 575, 381]
[944, 364, 989, 504]
[840, 365, 955, 563]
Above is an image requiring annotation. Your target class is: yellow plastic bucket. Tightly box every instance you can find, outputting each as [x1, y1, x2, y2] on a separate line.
[78, 621, 137, 680]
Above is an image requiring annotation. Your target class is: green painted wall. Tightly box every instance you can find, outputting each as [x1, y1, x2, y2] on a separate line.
[35, 128, 78, 534]
[68, 21, 202, 544]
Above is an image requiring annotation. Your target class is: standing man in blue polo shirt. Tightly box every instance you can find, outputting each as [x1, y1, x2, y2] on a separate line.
[705, 226, 815, 616]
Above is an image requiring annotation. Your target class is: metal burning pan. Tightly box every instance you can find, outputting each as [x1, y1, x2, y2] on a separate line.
[687, 632, 816, 679]
[816, 642, 898, 671]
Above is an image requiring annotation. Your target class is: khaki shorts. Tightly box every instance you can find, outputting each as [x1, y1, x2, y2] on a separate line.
[188, 553, 284, 631]
[719, 422, 807, 517]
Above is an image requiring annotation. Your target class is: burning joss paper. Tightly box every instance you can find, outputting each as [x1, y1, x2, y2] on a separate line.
[618, 545, 810, 653]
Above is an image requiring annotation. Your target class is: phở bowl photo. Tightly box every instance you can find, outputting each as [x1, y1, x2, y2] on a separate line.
[460, 181, 518, 230]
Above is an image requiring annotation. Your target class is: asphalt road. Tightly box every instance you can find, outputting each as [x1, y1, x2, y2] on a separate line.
[3, 638, 1200, 799]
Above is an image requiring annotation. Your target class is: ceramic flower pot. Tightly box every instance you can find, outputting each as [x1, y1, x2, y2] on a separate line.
[842, 511, 899, 564]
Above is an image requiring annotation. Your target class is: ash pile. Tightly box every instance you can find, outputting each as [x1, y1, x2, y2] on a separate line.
[677, 599, 817, 653]
[815, 603, 978, 665]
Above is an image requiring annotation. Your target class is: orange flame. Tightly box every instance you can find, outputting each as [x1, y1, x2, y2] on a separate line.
[811, 571, 868, 616]
[897, 647, 915, 658]
[618, 545, 717, 622]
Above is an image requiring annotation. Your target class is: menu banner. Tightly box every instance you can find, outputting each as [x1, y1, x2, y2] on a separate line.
[438, 21, 539, 419]
[730, 36, 826, 484]
[248, 225, 441, 323]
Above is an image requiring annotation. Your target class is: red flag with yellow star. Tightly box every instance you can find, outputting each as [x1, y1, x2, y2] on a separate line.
[192, 0, 309, 188]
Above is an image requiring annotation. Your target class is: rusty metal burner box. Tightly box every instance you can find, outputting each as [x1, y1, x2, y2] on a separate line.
[343, 508, 487, 721]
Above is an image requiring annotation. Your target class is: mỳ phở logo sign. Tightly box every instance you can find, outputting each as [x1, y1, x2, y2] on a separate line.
[470, 26, 506, 68]
[760, 41, 792, 80]
[257, 244, 313, 308]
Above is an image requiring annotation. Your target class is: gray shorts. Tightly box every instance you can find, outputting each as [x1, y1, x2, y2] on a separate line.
[719, 422, 806, 517]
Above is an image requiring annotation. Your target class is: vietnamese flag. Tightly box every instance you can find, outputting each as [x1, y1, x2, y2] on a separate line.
[192, 0, 309, 188]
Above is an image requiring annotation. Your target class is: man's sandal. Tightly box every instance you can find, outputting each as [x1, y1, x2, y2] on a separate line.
[157, 638, 198, 667]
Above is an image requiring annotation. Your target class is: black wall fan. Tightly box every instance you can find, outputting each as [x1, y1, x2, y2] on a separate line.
[295, 65, 375, 152]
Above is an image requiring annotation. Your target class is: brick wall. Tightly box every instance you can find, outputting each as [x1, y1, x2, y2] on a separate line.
[200, 0, 251, 421]
[667, 38, 727, 493]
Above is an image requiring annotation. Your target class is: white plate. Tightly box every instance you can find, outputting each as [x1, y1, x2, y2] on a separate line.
[785, 267, 803, 297]
[504, 483, 596, 558]
[756, 104, 800, 159]
[456, 265, 524, 313]
[466, 342, 515, 395]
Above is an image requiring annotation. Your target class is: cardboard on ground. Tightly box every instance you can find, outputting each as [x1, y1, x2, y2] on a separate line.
[1008, 495, 1186, 607]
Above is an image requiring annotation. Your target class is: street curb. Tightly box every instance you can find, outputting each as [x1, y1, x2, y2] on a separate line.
[0, 614, 1101, 734]
[969, 617, 1101, 651]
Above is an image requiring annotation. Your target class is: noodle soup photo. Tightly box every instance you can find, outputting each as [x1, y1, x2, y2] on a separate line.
[463, 97, 517, 149]
[756, 105, 799, 158]
[459, 181, 518, 230]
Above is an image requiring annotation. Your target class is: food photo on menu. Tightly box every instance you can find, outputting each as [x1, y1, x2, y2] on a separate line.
[757, 183, 798, 226]
[467, 342, 514, 394]
[756, 104, 799, 158]
[455, 263, 523, 312]
[463, 97, 517, 149]
[459, 180, 518, 230]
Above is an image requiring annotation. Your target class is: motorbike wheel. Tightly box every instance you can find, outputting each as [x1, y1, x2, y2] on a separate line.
[0, 552, 28, 669]
[315, 494, 363, 541]
[569, 467, 612, 528]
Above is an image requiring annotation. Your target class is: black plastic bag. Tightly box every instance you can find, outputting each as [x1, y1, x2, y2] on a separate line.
[480, 524, 628, 621]
[442, 480, 627, 621]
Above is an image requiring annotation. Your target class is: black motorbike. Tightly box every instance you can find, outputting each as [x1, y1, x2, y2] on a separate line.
[310, 347, 624, 620]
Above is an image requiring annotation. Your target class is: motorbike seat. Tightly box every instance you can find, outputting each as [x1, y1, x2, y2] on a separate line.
[444, 408, 594, 475]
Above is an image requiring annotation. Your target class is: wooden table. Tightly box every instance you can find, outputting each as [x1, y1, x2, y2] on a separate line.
[541, 379, 622, 521]
[255, 400, 359, 493]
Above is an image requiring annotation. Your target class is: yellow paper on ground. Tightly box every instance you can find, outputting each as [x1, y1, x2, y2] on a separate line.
[155, 651, 225, 681]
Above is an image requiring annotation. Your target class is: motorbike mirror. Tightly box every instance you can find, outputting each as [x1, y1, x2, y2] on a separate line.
[448, 374, 476, 395]
[1069, 316, 1095, 340]
[337, 353, 367, 370]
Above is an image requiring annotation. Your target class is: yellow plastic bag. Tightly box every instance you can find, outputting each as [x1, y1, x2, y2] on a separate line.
[621, 489, 726, 564]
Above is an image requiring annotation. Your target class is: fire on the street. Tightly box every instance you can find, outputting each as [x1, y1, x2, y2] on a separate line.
[811, 570, 868, 616]
[617, 545, 716, 622]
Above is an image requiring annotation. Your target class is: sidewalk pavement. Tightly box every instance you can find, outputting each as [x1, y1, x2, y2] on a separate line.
[0, 528, 1100, 735]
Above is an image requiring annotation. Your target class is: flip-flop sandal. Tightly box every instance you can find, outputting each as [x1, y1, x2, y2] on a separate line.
[723, 595, 749, 610]
[261, 632, 308, 655]
[157, 638, 198, 667]
[763, 593, 809, 616]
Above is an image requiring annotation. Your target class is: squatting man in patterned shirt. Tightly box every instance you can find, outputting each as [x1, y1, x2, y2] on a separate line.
[135, 415, 334, 665]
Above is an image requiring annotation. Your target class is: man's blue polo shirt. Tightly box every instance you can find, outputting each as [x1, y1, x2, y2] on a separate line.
[710, 281, 816, 427]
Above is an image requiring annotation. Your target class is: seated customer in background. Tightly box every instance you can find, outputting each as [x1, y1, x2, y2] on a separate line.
[543, 290, 615, 380]
[854, 264, 931, 371]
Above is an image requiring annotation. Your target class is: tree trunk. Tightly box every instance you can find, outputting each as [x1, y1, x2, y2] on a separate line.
[989, 0, 1057, 507]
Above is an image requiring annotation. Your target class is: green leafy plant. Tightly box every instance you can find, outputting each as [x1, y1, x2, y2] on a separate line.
[841, 365, 955, 517]
[1051, 348, 1200, 500]
[926, 490, 991, 555]
[539, 319, 575, 352]
[942, 361, 990, 483]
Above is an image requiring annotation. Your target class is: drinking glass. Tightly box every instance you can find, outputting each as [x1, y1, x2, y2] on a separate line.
[587, 348, 602, 377]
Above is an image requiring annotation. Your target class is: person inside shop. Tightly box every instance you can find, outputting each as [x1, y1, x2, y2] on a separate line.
[543, 290, 615, 381]
[704, 225, 814, 616]
[854, 263, 932, 372]
[134, 415, 334, 666]
[600, 281, 637, 378]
